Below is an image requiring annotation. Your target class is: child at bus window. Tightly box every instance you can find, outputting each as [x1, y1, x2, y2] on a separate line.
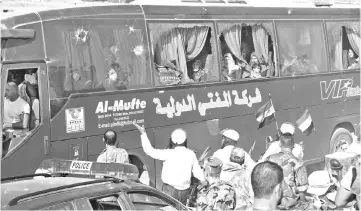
[347, 49, 360, 69]
[249, 52, 267, 76]
[250, 64, 262, 79]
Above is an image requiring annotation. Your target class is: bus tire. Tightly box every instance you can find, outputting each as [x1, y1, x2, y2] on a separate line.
[329, 127, 353, 153]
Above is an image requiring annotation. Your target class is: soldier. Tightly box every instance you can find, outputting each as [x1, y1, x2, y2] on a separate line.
[196, 157, 236, 211]
[261, 122, 304, 161]
[222, 147, 254, 209]
[265, 123, 310, 210]
[213, 129, 255, 172]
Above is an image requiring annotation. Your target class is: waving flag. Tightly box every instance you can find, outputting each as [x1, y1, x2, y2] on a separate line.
[296, 109, 315, 136]
[256, 99, 276, 129]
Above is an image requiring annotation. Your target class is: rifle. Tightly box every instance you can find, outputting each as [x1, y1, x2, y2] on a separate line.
[186, 147, 211, 207]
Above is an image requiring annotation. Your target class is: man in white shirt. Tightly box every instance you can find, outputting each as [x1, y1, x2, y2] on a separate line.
[212, 128, 255, 172]
[3, 82, 30, 130]
[133, 123, 205, 205]
[260, 122, 304, 161]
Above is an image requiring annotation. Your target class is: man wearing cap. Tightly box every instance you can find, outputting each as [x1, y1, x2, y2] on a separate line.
[222, 147, 254, 209]
[133, 123, 205, 205]
[261, 122, 304, 161]
[306, 170, 336, 210]
[336, 163, 360, 210]
[336, 122, 360, 210]
[213, 128, 255, 172]
[196, 157, 236, 211]
[266, 128, 309, 210]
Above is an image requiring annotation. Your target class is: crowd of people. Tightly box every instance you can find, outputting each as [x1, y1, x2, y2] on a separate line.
[96, 121, 360, 211]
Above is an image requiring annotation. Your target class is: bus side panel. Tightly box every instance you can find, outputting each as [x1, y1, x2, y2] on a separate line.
[49, 138, 88, 160]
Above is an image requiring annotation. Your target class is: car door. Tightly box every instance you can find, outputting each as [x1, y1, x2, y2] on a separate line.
[1, 63, 51, 178]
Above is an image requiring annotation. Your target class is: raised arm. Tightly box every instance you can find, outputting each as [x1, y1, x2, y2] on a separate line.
[134, 123, 171, 161]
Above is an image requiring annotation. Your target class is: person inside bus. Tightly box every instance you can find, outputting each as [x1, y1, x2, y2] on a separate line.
[19, 69, 40, 129]
[212, 129, 255, 173]
[70, 68, 93, 91]
[260, 123, 304, 161]
[3, 82, 30, 131]
[250, 64, 263, 79]
[97, 129, 129, 163]
[191, 60, 207, 83]
[100, 63, 128, 91]
[249, 52, 267, 76]
[347, 49, 360, 69]
[222, 53, 242, 81]
[133, 123, 205, 205]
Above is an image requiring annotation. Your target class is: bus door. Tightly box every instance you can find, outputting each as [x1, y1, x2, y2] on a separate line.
[1, 63, 50, 178]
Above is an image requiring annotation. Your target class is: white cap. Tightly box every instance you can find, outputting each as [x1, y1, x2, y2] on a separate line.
[220, 129, 239, 141]
[280, 122, 295, 135]
[307, 170, 333, 196]
[171, 129, 187, 144]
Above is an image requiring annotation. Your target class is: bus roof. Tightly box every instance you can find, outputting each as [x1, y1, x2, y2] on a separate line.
[0, 0, 359, 20]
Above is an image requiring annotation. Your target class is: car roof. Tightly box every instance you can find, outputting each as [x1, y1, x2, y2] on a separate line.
[1, 177, 94, 207]
[1, 175, 158, 209]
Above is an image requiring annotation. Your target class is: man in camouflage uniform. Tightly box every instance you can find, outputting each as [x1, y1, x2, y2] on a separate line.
[221, 147, 254, 209]
[196, 157, 236, 211]
[266, 123, 311, 210]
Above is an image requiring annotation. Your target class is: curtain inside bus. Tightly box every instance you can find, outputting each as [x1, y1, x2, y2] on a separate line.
[218, 22, 276, 80]
[150, 23, 219, 85]
[326, 21, 360, 72]
[43, 18, 151, 119]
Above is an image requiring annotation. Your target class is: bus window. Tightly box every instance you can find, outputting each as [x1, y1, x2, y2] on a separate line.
[149, 22, 219, 86]
[218, 22, 277, 81]
[326, 21, 360, 71]
[43, 18, 152, 118]
[276, 21, 327, 76]
[2, 68, 41, 157]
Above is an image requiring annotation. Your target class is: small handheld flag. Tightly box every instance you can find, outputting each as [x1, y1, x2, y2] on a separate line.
[256, 99, 276, 129]
[249, 140, 256, 155]
[296, 109, 315, 136]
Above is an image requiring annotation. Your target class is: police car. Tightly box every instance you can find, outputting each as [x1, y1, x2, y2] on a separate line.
[1, 159, 188, 210]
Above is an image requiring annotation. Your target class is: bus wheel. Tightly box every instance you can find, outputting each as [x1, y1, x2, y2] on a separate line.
[330, 128, 353, 153]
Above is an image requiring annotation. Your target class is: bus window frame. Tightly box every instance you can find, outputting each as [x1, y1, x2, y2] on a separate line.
[324, 19, 361, 72]
[1, 62, 46, 158]
[0, 63, 7, 157]
[215, 19, 279, 81]
[274, 19, 329, 77]
[146, 19, 221, 87]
